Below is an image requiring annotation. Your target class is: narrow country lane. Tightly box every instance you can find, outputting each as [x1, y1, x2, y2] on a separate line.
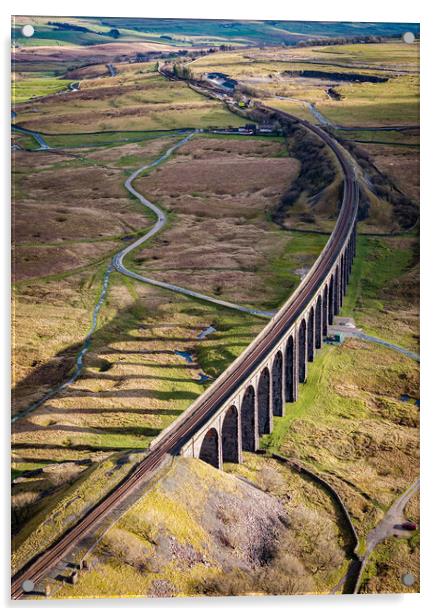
[112, 134, 275, 319]
[352, 478, 420, 593]
[12, 125, 50, 150]
[365, 478, 420, 558]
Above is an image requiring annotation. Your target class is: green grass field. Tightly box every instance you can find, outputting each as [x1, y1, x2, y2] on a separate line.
[12, 72, 71, 103]
[315, 42, 419, 67]
[341, 236, 419, 350]
[318, 75, 419, 127]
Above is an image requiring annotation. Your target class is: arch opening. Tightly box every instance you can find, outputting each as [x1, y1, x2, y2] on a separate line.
[199, 428, 220, 469]
[285, 336, 296, 402]
[257, 367, 271, 435]
[222, 405, 239, 463]
[323, 285, 329, 336]
[328, 275, 334, 325]
[307, 307, 315, 362]
[340, 255, 345, 306]
[272, 351, 283, 417]
[315, 295, 322, 349]
[298, 319, 307, 383]
[334, 265, 340, 315]
[241, 386, 256, 452]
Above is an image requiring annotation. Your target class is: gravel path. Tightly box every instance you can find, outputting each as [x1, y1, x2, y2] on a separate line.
[352, 332, 419, 362]
[329, 323, 419, 362]
[352, 477, 420, 593]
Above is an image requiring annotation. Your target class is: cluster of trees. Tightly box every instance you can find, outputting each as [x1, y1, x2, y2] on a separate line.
[172, 63, 193, 79]
[294, 35, 386, 47]
[47, 21, 120, 39]
[48, 21, 91, 33]
[272, 122, 337, 227]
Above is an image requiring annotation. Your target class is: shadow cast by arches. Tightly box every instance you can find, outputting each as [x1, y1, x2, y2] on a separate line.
[12, 299, 207, 422]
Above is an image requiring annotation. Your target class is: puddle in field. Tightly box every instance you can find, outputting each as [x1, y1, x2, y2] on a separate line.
[198, 373, 211, 383]
[174, 350, 194, 363]
[295, 267, 310, 281]
[174, 350, 211, 383]
[400, 394, 420, 407]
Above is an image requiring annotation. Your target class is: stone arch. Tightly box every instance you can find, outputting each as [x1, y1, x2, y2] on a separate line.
[342, 249, 348, 295]
[334, 265, 340, 315]
[323, 285, 329, 336]
[345, 251, 349, 294]
[340, 255, 345, 306]
[199, 428, 220, 468]
[241, 386, 256, 452]
[328, 275, 335, 325]
[346, 247, 350, 287]
[315, 295, 322, 349]
[285, 336, 296, 402]
[222, 405, 239, 463]
[307, 306, 315, 362]
[298, 318, 307, 383]
[272, 350, 283, 417]
[257, 367, 271, 435]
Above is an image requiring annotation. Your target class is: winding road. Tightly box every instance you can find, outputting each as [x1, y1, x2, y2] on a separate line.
[329, 323, 420, 362]
[273, 96, 419, 132]
[12, 125, 50, 150]
[112, 135, 275, 319]
[365, 478, 419, 558]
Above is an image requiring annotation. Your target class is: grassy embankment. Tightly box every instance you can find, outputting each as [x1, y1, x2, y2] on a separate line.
[340, 235, 419, 351]
[51, 455, 351, 599]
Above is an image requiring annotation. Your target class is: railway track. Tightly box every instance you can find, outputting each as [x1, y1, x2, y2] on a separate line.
[11, 104, 359, 599]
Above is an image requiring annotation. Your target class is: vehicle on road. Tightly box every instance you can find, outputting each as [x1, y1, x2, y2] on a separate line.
[401, 521, 417, 531]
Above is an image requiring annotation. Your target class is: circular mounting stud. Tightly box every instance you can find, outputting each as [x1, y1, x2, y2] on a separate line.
[21, 25, 35, 38]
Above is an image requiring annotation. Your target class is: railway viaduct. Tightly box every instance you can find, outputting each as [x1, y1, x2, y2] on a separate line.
[149, 99, 360, 472]
[11, 101, 359, 598]
[177, 225, 356, 469]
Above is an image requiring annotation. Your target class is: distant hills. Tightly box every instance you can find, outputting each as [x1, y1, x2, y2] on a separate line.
[12, 16, 420, 49]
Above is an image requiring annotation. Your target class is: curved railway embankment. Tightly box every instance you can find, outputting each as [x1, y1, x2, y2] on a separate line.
[11, 103, 359, 599]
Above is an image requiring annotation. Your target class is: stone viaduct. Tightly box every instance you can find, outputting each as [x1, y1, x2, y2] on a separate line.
[146, 97, 359, 473]
[177, 227, 357, 470]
